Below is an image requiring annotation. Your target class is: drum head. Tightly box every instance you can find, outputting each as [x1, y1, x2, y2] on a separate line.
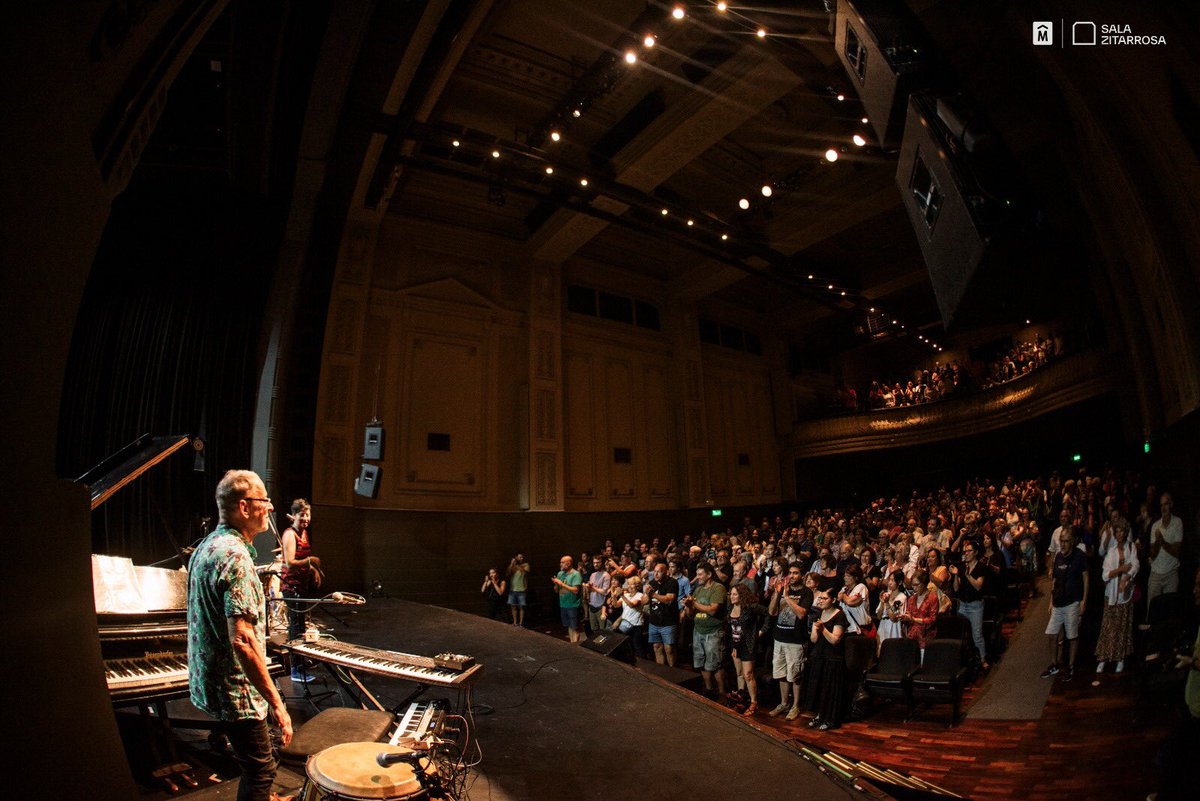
[307, 742, 433, 800]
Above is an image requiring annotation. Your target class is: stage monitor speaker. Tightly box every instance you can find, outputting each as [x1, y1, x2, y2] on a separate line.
[581, 631, 635, 664]
[363, 424, 384, 460]
[354, 464, 380, 498]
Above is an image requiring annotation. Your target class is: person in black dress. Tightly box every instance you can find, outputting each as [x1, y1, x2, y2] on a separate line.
[805, 588, 849, 730]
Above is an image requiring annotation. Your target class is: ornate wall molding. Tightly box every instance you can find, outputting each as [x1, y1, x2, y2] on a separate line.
[791, 351, 1121, 458]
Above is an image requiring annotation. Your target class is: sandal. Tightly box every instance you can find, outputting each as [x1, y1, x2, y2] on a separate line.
[742, 703, 757, 717]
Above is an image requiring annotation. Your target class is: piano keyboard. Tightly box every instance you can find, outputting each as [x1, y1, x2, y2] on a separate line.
[106, 654, 188, 694]
[286, 640, 482, 687]
[389, 701, 445, 745]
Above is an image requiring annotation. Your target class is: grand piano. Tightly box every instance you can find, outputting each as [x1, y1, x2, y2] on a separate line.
[81, 434, 282, 790]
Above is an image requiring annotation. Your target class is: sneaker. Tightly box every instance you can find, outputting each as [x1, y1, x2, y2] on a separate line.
[1095, 661, 1107, 673]
[818, 722, 831, 731]
[1115, 660, 1125, 673]
[786, 707, 801, 721]
[1040, 664, 1060, 679]
[808, 717, 822, 728]
[768, 703, 789, 717]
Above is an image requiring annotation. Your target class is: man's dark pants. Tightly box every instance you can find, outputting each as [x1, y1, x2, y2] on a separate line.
[223, 717, 276, 801]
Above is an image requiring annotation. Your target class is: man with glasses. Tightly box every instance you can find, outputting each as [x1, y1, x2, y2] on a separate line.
[1148, 493, 1184, 611]
[188, 470, 293, 801]
[768, 562, 813, 719]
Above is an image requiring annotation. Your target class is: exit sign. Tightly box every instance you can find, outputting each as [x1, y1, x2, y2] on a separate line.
[712, 509, 723, 517]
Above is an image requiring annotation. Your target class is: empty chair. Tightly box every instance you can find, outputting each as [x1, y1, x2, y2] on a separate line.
[935, 613, 968, 644]
[863, 638, 920, 718]
[981, 595, 1003, 658]
[909, 639, 967, 726]
[1000, 567, 1023, 620]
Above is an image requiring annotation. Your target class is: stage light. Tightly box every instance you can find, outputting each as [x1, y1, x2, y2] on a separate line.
[545, 166, 554, 174]
[491, 150, 500, 158]
[717, 1, 727, 10]
[892, 320, 897, 325]
[739, 197, 750, 209]
[644, 35, 657, 48]
[825, 149, 839, 162]
[869, 307, 875, 312]
[672, 6, 685, 20]
[625, 50, 638, 64]
[451, 139, 460, 147]
[837, 93, 845, 101]
[580, 178, 589, 187]
[721, 233, 729, 240]
[687, 219, 694, 226]
[861, 117, 869, 124]
[807, 274, 814, 280]
[572, 108, 582, 118]
[840, 291, 846, 296]
[661, 208, 669, 215]
[761, 185, 772, 197]
[757, 28, 767, 38]
[853, 134, 866, 147]
[827, 284, 834, 290]
[1025, 319, 1031, 324]
[550, 130, 561, 142]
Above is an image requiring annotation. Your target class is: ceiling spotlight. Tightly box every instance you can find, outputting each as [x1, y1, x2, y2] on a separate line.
[721, 233, 729, 240]
[827, 284, 834, 290]
[807, 274, 814, 280]
[687, 219, 695, 226]
[545, 166, 554, 174]
[739, 197, 750, 210]
[761, 185, 773, 197]
[491, 149, 501, 159]
[837, 93, 845, 101]
[672, 6, 685, 20]
[824, 148, 839, 162]
[717, 1, 727, 10]
[550, 130, 561, 142]
[1025, 319, 1031, 324]
[757, 28, 767, 39]
[852, 134, 867, 147]
[861, 116, 869, 124]
[661, 208, 669, 215]
[580, 177, 589, 187]
[451, 139, 460, 147]
[644, 35, 657, 48]
[869, 307, 875, 312]
[892, 320, 898, 325]
[840, 291, 846, 296]
[572, 108, 582, 118]
[624, 50, 638, 64]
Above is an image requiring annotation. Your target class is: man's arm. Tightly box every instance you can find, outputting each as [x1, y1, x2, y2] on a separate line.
[228, 616, 292, 745]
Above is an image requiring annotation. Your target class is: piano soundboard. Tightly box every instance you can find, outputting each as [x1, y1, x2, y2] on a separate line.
[284, 639, 482, 687]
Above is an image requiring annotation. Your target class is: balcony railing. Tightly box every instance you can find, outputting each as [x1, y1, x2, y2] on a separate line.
[790, 350, 1120, 458]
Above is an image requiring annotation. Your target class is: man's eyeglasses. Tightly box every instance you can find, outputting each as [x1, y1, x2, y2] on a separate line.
[242, 496, 272, 505]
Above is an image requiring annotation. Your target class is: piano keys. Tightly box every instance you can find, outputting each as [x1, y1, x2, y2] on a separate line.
[284, 639, 482, 687]
[389, 700, 446, 745]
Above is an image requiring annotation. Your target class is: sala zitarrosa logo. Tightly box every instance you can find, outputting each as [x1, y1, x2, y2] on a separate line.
[1099, 24, 1165, 45]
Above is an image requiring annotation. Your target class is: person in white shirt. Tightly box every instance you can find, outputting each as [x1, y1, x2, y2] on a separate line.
[1147, 493, 1184, 610]
[1095, 521, 1138, 673]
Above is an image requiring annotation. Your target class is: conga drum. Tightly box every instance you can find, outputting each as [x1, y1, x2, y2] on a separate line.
[303, 742, 436, 800]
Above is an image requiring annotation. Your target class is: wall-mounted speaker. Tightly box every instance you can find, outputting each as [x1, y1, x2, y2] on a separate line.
[363, 424, 384, 460]
[354, 464, 380, 498]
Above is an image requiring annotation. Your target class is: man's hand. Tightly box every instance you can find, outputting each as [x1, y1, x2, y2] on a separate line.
[273, 702, 293, 747]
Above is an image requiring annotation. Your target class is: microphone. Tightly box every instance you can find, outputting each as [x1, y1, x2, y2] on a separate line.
[330, 592, 366, 605]
[377, 751, 425, 768]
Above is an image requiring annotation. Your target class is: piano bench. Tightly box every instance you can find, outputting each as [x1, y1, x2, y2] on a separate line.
[280, 708, 395, 766]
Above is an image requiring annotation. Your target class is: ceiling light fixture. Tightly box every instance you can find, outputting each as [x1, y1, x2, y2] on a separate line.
[738, 197, 750, 210]
[644, 35, 657, 48]
[550, 131, 561, 142]
[624, 50, 638, 64]
[807, 274, 814, 280]
[580, 178, 589, 187]
[572, 108, 582, 118]
[825, 149, 839, 162]
[840, 291, 846, 296]
[852, 134, 866, 147]
[545, 166, 554, 174]
[491, 150, 500, 159]
[451, 139, 460, 147]
[836, 93, 845, 101]
[672, 6, 686, 20]
[757, 28, 767, 39]
[717, 1, 727, 10]
[721, 233, 729, 240]
[869, 307, 875, 312]
[661, 208, 669, 215]
[687, 219, 695, 226]
[827, 284, 834, 290]
[861, 116, 869, 124]
[761, 185, 772, 197]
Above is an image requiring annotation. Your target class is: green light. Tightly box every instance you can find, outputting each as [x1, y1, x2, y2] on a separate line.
[1072, 454, 1082, 463]
[711, 509, 723, 517]
[1144, 442, 1151, 454]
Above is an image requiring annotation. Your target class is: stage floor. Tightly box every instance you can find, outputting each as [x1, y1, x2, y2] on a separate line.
[173, 598, 852, 800]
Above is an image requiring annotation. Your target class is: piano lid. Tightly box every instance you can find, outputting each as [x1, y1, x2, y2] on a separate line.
[75, 433, 190, 510]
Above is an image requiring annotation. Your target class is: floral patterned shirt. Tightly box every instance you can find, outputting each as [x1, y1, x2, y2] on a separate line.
[187, 525, 268, 721]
